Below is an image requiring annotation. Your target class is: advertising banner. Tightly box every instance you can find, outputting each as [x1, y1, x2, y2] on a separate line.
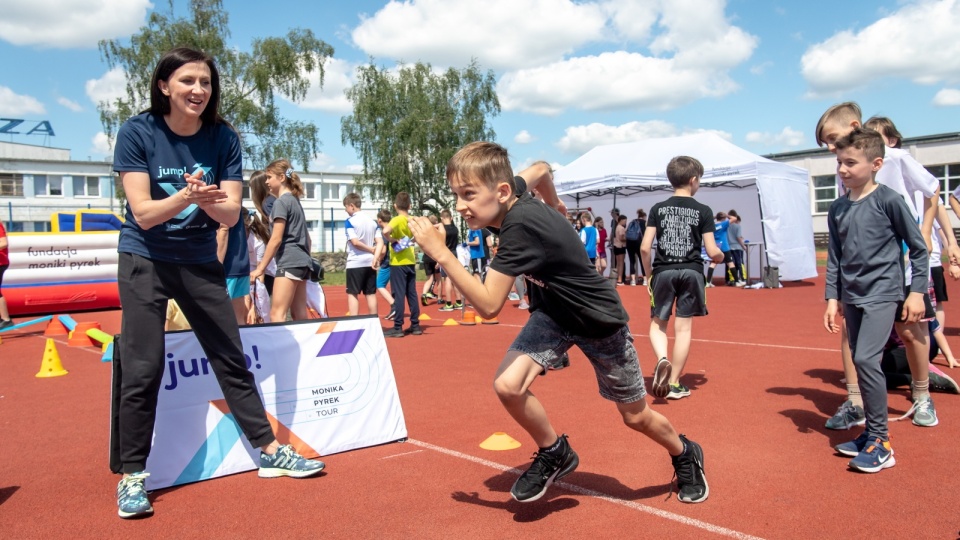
[110, 316, 407, 490]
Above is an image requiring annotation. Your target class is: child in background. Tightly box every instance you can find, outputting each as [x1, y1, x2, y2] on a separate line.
[594, 216, 608, 276]
[640, 156, 724, 401]
[726, 210, 746, 287]
[374, 209, 396, 320]
[705, 212, 731, 287]
[409, 146, 709, 504]
[378, 192, 421, 337]
[824, 127, 928, 472]
[579, 212, 598, 265]
[244, 207, 272, 323]
[625, 209, 646, 286]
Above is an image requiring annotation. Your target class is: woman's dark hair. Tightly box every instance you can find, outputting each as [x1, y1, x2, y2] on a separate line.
[148, 47, 224, 127]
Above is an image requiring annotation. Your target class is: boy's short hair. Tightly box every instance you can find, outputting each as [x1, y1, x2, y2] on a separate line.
[376, 209, 392, 222]
[447, 141, 517, 194]
[428, 215, 439, 224]
[864, 116, 903, 149]
[666, 156, 704, 188]
[715, 211, 727, 221]
[815, 102, 862, 147]
[440, 209, 452, 219]
[834, 127, 886, 162]
[343, 192, 362, 208]
[394, 191, 411, 211]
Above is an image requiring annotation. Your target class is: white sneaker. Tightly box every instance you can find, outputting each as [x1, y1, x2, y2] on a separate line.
[705, 282, 715, 288]
[518, 301, 529, 310]
[735, 281, 747, 287]
[642, 278, 648, 286]
[630, 277, 636, 286]
[508, 292, 520, 301]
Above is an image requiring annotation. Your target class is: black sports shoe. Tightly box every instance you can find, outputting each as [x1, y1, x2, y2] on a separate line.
[383, 328, 404, 338]
[671, 435, 708, 503]
[409, 327, 423, 336]
[510, 434, 579, 503]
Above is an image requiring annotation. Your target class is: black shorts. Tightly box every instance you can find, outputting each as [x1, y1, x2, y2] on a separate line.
[931, 266, 948, 302]
[894, 285, 935, 322]
[722, 251, 733, 264]
[613, 246, 626, 256]
[423, 257, 438, 276]
[346, 267, 377, 295]
[649, 268, 708, 320]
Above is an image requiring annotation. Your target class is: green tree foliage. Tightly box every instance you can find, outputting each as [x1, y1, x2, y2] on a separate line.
[97, 0, 334, 178]
[341, 60, 500, 215]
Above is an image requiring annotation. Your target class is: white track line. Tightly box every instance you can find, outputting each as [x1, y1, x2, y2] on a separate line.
[407, 439, 765, 540]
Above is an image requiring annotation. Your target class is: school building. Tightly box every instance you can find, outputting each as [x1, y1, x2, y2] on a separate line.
[0, 141, 386, 252]
[766, 131, 960, 241]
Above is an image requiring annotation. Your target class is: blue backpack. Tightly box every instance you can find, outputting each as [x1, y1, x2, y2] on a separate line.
[626, 219, 643, 241]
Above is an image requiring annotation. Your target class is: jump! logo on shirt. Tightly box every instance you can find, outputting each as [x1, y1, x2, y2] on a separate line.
[157, 163, 215, 222]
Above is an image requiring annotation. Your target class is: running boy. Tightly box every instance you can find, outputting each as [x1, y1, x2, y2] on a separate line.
[824, 128, 928, 472]
[408, 143, 709, 504]
[640, 157, 724, 400]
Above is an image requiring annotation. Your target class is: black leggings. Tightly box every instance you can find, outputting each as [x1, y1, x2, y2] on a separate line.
[625, 240, 644, 277]
[0, 264, 6, 297]
[116, 253, 274, 473]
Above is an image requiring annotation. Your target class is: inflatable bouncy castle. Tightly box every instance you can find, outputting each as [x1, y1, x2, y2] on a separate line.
[4, 210, 122, 316]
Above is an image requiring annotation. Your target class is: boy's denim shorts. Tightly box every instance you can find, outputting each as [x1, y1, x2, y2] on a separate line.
[509, 310, 646, 403]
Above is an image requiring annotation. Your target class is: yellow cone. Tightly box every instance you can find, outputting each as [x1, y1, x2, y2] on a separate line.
[443, 318, 459, 326]
[480, 432, 522, 451]
[36, 338, 68, 378]
[419, 314, 431, 320]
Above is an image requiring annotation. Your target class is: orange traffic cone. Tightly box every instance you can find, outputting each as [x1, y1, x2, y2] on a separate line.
[461, 309, 477, 326]
[36, 338, 68, 378]
[68, 321, 101, 347]
[44, 315, 69, 336]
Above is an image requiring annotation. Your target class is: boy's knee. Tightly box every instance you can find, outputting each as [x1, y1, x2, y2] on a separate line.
[493, 374, 528, 402]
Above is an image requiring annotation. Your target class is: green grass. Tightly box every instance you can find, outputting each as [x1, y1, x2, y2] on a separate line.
[321, 269, 427, 286]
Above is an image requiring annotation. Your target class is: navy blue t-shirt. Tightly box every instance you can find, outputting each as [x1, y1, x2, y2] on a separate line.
[113, 112, 244, 264]
[222, 209, 250, 279]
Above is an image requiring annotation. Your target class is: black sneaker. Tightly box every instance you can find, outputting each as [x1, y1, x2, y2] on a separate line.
[510, 434, 579, 503]
[0, 319, 12, 331]
[454, 300, 464, 309]
[671, 435, 708, 503]
[383, 328, 404, 338]
[409, 327, 423, 336]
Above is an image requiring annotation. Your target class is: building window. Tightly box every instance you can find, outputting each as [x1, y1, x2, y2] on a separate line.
[926, 163, 960, 205]
[74, 176, 100, 197]
[242, 181, 250, 200]
[35, 175, 63, 196]
[0, 174, 24, 197]
[6, 221, 24, 232]
[32, 221, 51, 232]
[813, 174, 837, 213]
[304, 182, 318, 200]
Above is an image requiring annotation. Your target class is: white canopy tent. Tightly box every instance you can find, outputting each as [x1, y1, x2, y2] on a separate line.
[553, 133, 817, 281]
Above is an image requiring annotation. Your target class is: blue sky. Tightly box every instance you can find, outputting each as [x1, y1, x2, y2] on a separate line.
[1, 0, 958, 173]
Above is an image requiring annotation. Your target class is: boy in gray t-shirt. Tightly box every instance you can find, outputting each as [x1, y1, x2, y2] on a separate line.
[824, 128, 928, 474]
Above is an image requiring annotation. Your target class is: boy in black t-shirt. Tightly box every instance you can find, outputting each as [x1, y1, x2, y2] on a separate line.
[640, 156, 724, 401]
[438, 209, 464, 311]
[408, 142, 709, 504]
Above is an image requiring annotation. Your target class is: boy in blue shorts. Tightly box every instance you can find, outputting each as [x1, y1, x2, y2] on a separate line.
[824, 128, 928, 472]
[640, 157, 724, 400]
[373, 209, 396, 320]
[408, 143, 709, 504]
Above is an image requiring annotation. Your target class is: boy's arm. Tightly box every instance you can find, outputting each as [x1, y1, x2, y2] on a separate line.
[408, 216, 513, 318]
[888, 195, 929, 322]
[639, 225, 657, 278]
[517, 162, 566, 215]
[703, 232, 724, 262]
[371, 234, 384, 269]
[824, 207, 842, 302]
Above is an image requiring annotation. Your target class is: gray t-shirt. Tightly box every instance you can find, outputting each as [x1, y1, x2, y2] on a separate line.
[825, 183, 928, 305]
[727, 221, 743, 251]
[271, 192, 312, 270]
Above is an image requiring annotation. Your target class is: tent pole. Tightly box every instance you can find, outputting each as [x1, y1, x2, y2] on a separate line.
[757, 189, 771, 285]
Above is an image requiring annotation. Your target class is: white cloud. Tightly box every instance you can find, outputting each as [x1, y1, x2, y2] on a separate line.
[351, 0, 606, 71]
[85, 67, 127, 111]
[801, 0, 960, 95]
[556, 120, 732, 154]
[343, 163, 364, 174]
[499, 1, 757, 114]
[308, 152, 363, 173]
[750, 61, 773, 75]
[290, 57, 355, 113]
[514, 130, 536, 144]
[0, 0, 151, 48]
[0, 86, 45, 115]
[91, 132, 114, 155]
[57, 97, 83, 112]
[744, 126, 805, 147]
[933, 88, 960, 106]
